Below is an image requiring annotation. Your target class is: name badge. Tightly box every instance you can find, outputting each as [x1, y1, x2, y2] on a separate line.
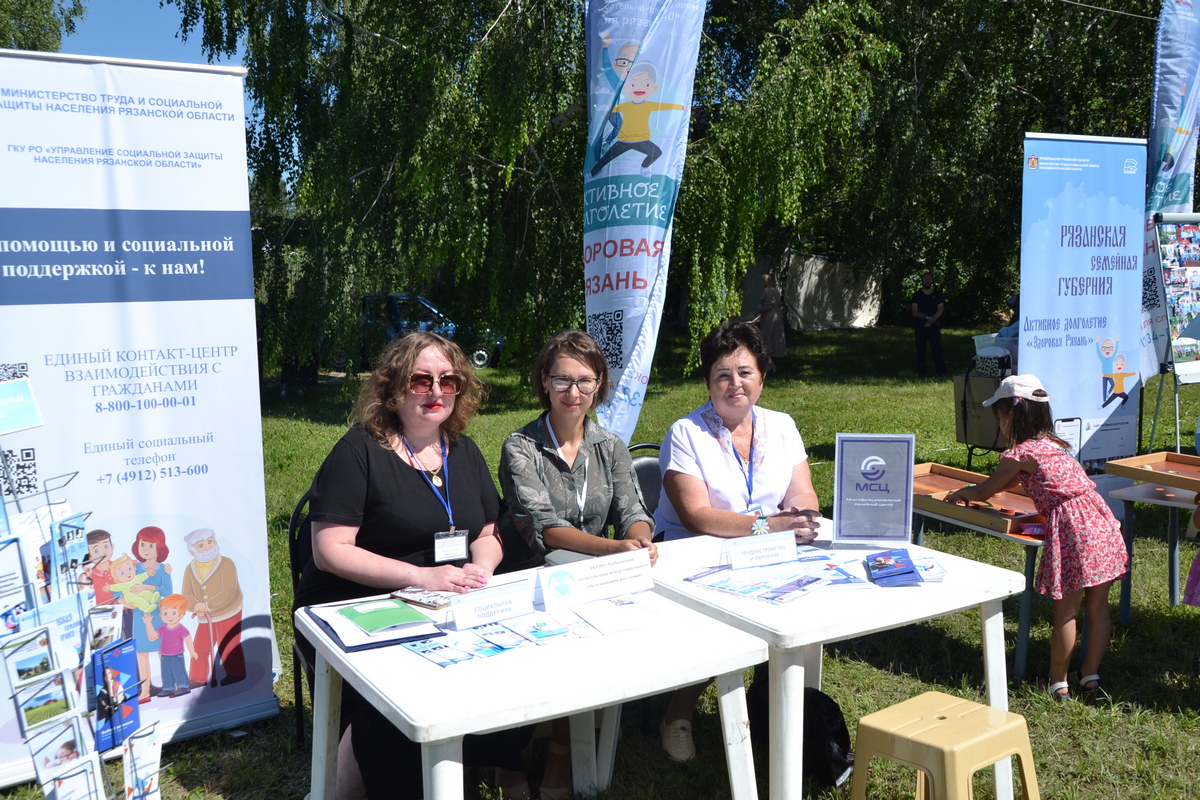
[451, 577, 533, 629]
[743, 505, 764, 517]
[434, 529, 469, 563]
[727, 530, 797, 570]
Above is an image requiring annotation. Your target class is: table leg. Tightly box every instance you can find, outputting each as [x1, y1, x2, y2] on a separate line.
[596, 705, 622, 792]
[421, 738, 465, 800]
[310, 652, 342, 800]
[768, 645, 805, 800]
[981, 598, 1014, 800]
[1169, 506, 1180, 607]
[803, 643, 822, 689]
[569, 710, 599, 797]
[913, 514, 925, 547]
[1013, 545, 1037, 681]
[715, 670, 758, 800]
[1120, 499, 1134, 625]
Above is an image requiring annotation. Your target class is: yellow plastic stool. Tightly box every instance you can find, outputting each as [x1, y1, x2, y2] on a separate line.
[850, 691, 1039, 800]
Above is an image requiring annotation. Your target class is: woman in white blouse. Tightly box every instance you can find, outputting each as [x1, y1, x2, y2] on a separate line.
[654, 318, 820, 761]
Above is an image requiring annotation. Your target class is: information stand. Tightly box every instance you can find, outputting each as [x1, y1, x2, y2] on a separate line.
[0, 50, 278, 787]
[1147, 212, 1200, 454]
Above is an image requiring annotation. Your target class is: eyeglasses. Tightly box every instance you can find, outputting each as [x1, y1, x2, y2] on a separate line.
[549, 375, 599, 394]
[409, 373, 463, 395]
[614, 58, 633, 68]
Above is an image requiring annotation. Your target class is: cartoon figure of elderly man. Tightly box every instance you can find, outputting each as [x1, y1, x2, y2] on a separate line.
[181, 528, 246, 687]
[589, 61, 684, 178]
[1095, 334, 1119, 403]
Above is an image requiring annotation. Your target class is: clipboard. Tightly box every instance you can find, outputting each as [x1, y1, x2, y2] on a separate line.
[302, 602, 447, 653]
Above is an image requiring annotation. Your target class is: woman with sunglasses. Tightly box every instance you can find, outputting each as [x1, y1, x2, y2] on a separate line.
[295, 331, 529, 800]
[497, 329, 655, 800]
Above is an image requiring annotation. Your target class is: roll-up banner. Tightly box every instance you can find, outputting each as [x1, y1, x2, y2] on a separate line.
[583, 0, 705, 443]
[1141, 1, 1200, 379]
[1020, 133, 1147, 467]
[0, 50, 278, 785]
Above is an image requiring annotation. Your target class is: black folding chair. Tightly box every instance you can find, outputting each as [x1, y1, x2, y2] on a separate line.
[628, 442, 662, 541]
[287, 488, 315, 744]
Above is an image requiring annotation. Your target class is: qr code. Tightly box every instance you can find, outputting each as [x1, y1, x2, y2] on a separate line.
[0, 363, 28, 381]
[1142, 265, 1163, 312]
[1, 448, 37, 499]
[587, 309, 625, 372]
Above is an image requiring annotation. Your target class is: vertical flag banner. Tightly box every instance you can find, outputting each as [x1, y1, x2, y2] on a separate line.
[1141, 1, 1200, 377]
[583, 0, 705, 442]
[0, 50, 277, 785]
[1021, 133, 1147, 466]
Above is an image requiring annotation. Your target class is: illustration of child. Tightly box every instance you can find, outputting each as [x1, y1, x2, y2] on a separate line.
[1094, 334, 1118, 402]
[43, 739, 79, 768]
[1101, 353, 1138, 408]
[86, 529, 116, 604]
[109, 555, 161, 612]
[142, 594, 195, 697]
[589, 61, 684, 178]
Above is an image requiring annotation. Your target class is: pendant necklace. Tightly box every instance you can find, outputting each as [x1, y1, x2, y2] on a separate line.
[402, 437, 444, 487]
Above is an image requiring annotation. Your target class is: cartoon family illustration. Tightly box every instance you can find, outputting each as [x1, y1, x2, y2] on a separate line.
[589, 30, 685, 179]
[1094, 334, 1138, 408]
[85, 525, 245, 704]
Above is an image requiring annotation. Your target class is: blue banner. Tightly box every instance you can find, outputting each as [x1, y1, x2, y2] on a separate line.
[0, 209, 252, 306]
[1142, 1, 1200, 376]
[583, 0, 704, 442]
[1020, 133, 1147, 466]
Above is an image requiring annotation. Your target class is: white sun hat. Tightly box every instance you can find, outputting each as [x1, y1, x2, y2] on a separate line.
[981, 374, 1050, 407]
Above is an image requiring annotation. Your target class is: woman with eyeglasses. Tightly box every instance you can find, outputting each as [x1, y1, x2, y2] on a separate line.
[497, 329, 655, 800]
[295, 331, 529, 800]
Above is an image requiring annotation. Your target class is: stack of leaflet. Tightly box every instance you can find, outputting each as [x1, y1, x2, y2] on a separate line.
[865, 549, 923, 587]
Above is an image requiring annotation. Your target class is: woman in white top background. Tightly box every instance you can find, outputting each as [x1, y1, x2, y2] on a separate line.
[656, 319, 819, 542]
[654, 318, 820, 761]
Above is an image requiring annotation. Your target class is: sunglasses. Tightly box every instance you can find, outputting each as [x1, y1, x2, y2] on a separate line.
[409, 373, 463, 395]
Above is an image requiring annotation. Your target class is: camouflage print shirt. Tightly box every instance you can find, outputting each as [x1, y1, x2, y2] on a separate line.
[499, 414, 653, 556]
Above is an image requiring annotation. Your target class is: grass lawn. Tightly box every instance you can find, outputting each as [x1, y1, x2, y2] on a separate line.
[7, 324, 1200, 799]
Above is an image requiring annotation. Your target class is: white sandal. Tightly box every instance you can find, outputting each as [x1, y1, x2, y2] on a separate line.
[1048, 680, 1071, 701]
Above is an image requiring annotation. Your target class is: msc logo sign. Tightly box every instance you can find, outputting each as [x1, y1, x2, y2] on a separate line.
[860, 456, 886, 481]
[857, 456, 888, 491]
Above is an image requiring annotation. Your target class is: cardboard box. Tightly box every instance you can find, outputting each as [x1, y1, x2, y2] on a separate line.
[953, 375, 1008, 451]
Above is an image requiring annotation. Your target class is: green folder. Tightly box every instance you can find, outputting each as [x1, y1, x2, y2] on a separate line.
[337, 598, 436, 636]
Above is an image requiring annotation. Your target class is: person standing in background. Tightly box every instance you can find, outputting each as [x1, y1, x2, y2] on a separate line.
[911, 270, 948, 378]
[757, 273, 787, 364]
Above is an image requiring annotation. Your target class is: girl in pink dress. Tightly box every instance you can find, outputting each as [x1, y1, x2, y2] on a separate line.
[947, 375, 1128, 700]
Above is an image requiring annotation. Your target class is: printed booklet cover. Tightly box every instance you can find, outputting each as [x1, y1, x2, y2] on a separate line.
[865, 549, 922, 587]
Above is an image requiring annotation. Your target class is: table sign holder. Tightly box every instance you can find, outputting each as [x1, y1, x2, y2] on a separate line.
[725, 530, 796, 570]
[448, 576, 533, 629]
[536, 549, 653, 614]
[832, 433, 915, 545]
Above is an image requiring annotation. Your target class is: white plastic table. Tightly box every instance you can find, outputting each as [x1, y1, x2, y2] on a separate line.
[296, 587, 769, 800]
[911, 504, 1046, 679]
[650, 536, 1026, 800]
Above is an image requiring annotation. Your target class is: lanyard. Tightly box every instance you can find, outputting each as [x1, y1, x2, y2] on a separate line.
[403, 436, 454, 531]
[544, 414, 588, 524]
[731, 412, 755, 510]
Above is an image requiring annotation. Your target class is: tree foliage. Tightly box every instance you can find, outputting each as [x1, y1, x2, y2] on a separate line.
[165, 0, 1159, 368]
[1, 0, 86, 52]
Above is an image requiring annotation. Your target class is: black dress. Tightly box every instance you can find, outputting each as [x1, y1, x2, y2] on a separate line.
[295, 425, 528, 799]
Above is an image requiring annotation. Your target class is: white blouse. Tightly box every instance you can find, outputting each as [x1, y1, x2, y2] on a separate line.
[654, 402, 808, 541]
